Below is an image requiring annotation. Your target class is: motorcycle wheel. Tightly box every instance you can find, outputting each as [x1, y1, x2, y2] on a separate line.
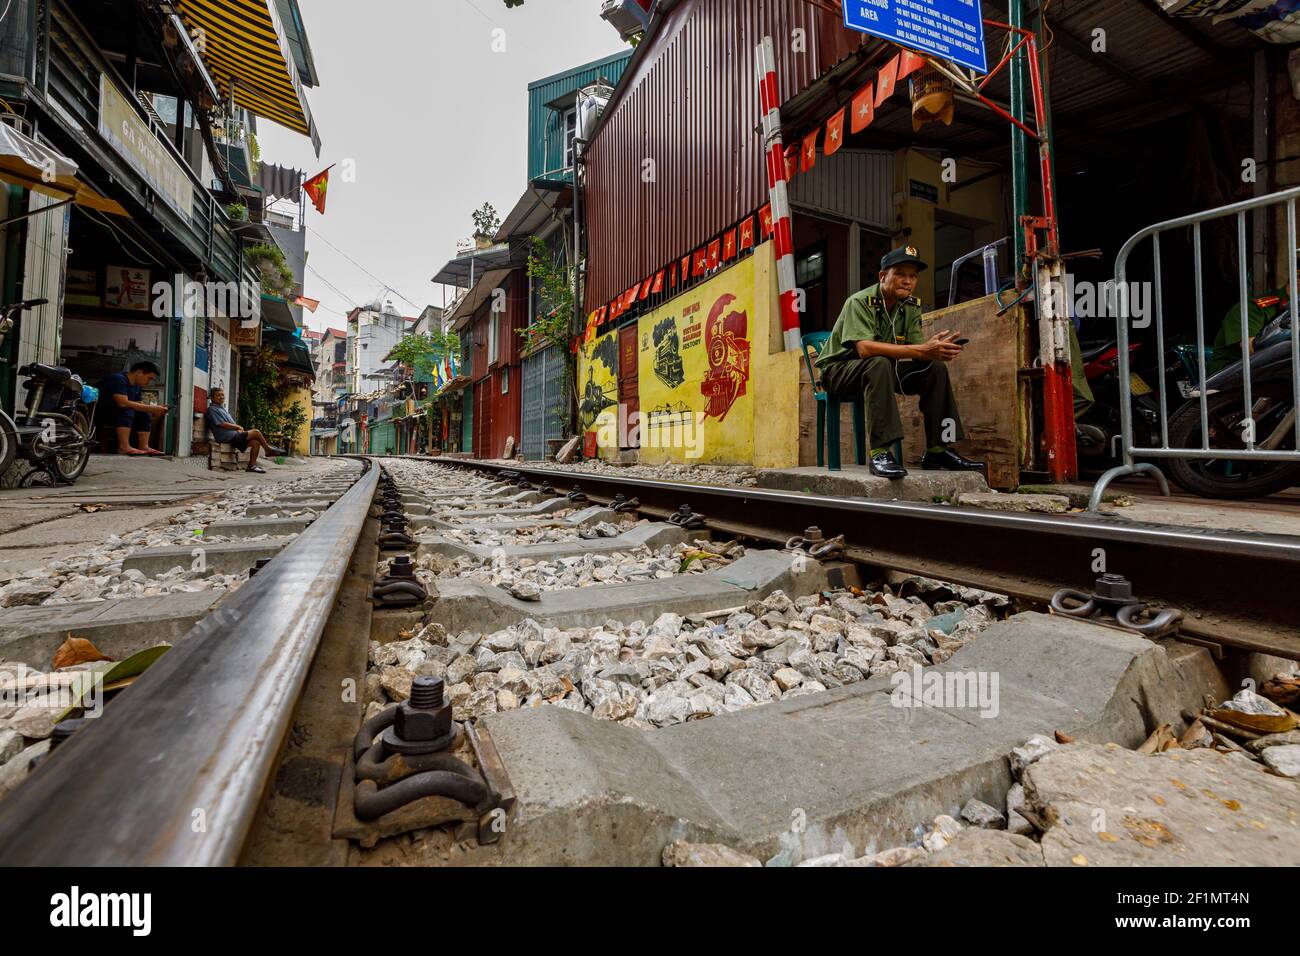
[53, 408, 92, 484]
[0, 413, 15, 477]
[1167, 383, 1300, 500]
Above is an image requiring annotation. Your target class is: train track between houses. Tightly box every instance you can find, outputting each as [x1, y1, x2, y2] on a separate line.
[418, 456, 1299, 659]
[0, 453, 1293, 867]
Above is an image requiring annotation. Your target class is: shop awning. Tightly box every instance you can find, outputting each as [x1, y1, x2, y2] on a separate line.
[0, 122, 129, 218]
[260, 294, 298, 332]
[447, 268, 512, 330]
[431, 243, 516, 288]
[263, 327, 315, 376]
[177, 0, 322, 154]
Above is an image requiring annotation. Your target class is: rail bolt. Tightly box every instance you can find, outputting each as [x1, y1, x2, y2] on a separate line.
[1093, 573, 1133, 603]
[393, 677, 454, 747]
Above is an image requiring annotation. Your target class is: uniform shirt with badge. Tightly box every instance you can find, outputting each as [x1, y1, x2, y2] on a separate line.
[1210, 289, 1285, 374]
[815, 283, 924, 370]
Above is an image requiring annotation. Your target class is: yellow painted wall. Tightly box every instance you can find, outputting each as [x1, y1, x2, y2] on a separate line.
[894, 149, 1006, 306]
[290, 386, 313, 458]
[623, 242, 800, 469]
[637, 255, 756, 464]
[577, 328, 620, 459]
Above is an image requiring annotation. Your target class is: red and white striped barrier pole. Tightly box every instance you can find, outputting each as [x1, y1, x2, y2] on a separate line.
[756, 35, 802, 352]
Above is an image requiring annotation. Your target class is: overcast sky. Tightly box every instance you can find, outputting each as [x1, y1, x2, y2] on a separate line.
[257, 0, 626, 333]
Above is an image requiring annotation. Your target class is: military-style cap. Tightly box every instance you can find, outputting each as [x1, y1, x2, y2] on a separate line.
[880, 245, 928, 272]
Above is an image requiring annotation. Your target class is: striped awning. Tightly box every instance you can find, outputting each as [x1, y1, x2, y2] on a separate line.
[177, 0, 321, 154]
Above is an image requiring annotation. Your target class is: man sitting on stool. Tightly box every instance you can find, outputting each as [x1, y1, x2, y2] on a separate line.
[815, 246, 984, 480]
[204, 388, 285, 475]
[98, 361, 169, 456]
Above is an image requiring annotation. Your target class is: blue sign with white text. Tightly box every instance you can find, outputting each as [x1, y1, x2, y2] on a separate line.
[843, 0, 987, 75]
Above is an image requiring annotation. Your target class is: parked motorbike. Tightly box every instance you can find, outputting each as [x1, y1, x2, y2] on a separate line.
[0, 299, 99, 486]
[1074, 338, 1180, 470]
[1164, 310, 1299, 499]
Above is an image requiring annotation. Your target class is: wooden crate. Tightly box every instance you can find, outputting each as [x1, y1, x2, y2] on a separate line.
[209, 443, 251, 472]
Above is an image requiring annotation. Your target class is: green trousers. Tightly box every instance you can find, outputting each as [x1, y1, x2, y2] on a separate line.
[1069, 324, 1094, 420]
[820, 356, 965, 449]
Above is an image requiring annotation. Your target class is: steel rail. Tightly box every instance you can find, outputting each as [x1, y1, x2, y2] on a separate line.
[413, 457, 1299, 658]
[0, 463, 379, 866]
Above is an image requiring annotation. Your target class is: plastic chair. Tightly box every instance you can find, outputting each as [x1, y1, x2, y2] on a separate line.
[802, 332, 867, 471]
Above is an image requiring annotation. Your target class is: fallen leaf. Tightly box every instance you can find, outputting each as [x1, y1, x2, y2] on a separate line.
[77, 503, 108, 514]
[1099, 832, 1119, 843]
[1170, 778, 1186, 790]
[1222, 800, 1241, 811]
[1071, 854, 1088, 866]
[52, 635, 112, 670]
[1152, 795, 1166, 806]
[1055, 730, 1075, 744]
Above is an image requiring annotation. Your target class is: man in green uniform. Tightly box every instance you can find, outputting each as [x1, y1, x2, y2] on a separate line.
[1208, 286, 1288, 375]
[815, 246, 984, 480]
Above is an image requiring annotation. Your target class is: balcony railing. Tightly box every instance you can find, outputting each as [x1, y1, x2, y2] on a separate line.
[41, 1, 252, 286]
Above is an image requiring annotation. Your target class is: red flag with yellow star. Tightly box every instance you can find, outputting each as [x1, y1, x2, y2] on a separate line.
[760, 204, 774, 238]
[851, 82, 875, 133]
[739, 216, 755, 251]
[302, 166, 333, 215]
[825, 107, 846, 157]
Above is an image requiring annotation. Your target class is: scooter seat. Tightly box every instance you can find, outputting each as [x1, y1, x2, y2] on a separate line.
[1079, 342, 1115, 364]
[22, 363, 74, 382]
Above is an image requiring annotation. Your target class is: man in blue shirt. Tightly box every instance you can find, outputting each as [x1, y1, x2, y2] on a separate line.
[97, 361, 169, 456]
[204, 388, 285, 474]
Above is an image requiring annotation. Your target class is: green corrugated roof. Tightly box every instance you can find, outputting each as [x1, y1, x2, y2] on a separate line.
[528, 51, 631, 184]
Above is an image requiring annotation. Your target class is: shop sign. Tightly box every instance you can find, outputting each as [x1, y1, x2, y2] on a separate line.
[99, 75, 195, 219]
[843, 0, 988, 74]
[231, 324, 262, 348]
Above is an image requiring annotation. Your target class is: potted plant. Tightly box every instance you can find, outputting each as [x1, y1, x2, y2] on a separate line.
[246, 242, 295, 298]
[226, 202, 249, 222]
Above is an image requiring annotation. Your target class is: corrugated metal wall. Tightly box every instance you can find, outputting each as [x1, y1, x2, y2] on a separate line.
[789, 149, 894, 230]
[584, 0, 865, 310]
[530, 51, 633, 182]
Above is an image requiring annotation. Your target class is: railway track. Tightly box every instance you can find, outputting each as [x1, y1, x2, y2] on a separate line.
[0, 454, 1293, 867]
[417, 456, 1300, 659]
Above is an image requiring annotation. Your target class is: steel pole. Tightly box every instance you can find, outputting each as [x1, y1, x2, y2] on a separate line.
[1009, 0, 1029, 267]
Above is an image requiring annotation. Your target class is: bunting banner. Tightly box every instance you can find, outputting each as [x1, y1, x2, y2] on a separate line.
[851, 81, 876, 133]
[800, 129, 818, 173]
[875, 53, 901, 107]
[825, 107, 846, 157]
[739, 216, 755, 250]
[693, 248, 709, 277]
[760, 204, 774, 237]
[652, 270, 665, 294]
[723, 228, 737, 260]
[707, 239, 722, 270]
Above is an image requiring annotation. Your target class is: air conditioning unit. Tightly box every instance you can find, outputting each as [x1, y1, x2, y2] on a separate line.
[599, 0, 654, 41]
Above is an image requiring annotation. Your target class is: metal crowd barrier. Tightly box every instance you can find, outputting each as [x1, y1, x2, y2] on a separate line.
[1089, 186, 1300, 510]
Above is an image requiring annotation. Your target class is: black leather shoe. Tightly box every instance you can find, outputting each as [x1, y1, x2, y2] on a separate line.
[921, 448, 985, 472]
[869, 451, 908, 480]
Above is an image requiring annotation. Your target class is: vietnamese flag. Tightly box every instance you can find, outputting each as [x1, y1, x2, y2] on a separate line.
[693, 248, 709, 277]
[784, 144, 799, 180]
[851, 82, 875, 133]
[825, 107, 846, 157]
[801, 129, 818, 173]
[303, 166, 333, 215]
[707, 239, 721, 270]
[639, 277, 654, 300]
[681, 254, 693, 279]
[739, 216, 755, 250]
[760, 204, 774, 237]
[723, 229, 737, 260]
[898, 49, 926, 81]
[652, 270, 665, 294]
[669, 263, 678, 287]
[875, 54, 900, 107]
[293, 295, 320, 313]
[623, 286, 640, 310]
